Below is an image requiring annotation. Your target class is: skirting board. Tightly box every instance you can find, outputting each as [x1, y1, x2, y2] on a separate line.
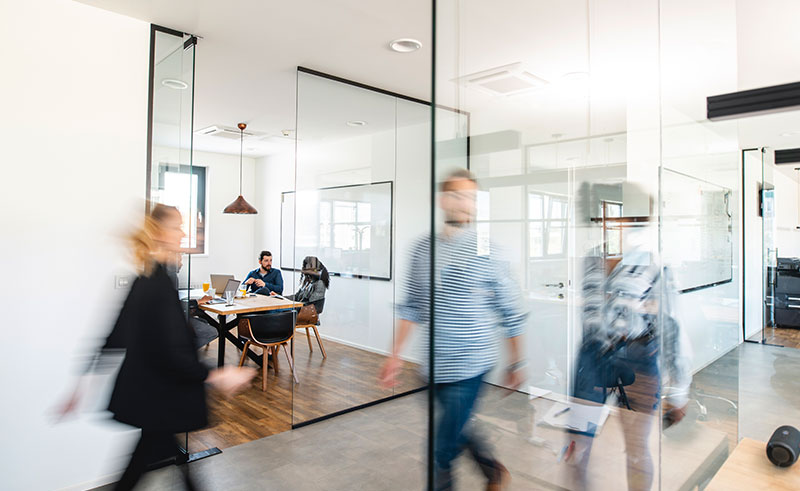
[308, 331, 424, 365]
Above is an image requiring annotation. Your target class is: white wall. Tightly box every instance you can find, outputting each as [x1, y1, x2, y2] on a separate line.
[0, 1, 149, 489]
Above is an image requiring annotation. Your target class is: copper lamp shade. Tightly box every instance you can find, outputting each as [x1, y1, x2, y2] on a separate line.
[223, 195, 258, 214]
[224, 122, 258, 214]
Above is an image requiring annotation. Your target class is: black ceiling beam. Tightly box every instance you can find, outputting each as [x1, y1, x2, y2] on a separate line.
[707, 81, 800, 120]
[775, 148, 800, 165]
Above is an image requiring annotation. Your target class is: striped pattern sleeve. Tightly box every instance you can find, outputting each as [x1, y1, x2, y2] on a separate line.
[488, 256, 527, 338]
[395, 237, 430, 325]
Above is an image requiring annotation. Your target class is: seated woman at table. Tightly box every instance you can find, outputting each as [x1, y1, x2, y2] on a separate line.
[281, 256, 329, 309]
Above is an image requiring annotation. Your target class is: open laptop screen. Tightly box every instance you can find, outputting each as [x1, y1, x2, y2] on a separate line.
[223, 278, 241, 296]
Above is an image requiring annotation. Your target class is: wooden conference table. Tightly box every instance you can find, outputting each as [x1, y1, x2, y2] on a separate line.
[198, 294, 303, 367]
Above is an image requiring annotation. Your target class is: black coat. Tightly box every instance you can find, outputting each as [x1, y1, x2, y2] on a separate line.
[105, 262, 209, 432]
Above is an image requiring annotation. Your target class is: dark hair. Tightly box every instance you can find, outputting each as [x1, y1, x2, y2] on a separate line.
[259, 250, 272, 261]
[439, 168, 477, 192]
[302, 256, 329, 289]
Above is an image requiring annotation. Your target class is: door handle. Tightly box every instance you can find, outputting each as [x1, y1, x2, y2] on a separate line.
[544, 282, 564, 289]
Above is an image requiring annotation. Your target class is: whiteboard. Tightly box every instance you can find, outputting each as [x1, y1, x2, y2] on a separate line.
[661, 169, 732, 293]
[281, 181, 393, 280]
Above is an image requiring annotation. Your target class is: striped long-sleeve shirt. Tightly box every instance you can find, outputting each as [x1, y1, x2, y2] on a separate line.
[396, 229, 527, 383]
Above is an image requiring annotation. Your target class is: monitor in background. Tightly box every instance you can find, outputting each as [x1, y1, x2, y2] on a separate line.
[210, 274, 234, 295]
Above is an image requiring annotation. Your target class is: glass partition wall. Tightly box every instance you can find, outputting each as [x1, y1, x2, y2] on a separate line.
[432, 1, 741, 489]
[291, 69, 467, 426]
[146, 26, 203, 455]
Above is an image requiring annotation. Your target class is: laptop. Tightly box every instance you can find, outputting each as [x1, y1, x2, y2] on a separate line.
[223, 278, 242, 297]
[206, 278, 241, 305]
[210, 274, 234, 295]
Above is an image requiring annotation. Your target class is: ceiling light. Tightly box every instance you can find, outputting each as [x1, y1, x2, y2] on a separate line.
[389, 38, 422, 53]
[780, 131, 800, 137]
[161, 78, 188, 90]
[223, 123, 258, 215]
[347, 120, 367, 127]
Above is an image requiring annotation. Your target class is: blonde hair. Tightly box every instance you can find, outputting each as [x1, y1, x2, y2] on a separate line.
[129, 203, 179, 276]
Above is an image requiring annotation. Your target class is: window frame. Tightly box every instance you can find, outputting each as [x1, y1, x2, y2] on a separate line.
[157, 163, 207, 255]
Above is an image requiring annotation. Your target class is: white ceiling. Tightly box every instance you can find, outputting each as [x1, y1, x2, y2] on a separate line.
[77, 0, 432, 158]
[77, 0, 800, 163]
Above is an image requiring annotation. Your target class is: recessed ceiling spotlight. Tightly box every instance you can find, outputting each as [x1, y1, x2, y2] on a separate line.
[161, 78, 188, 90]
[346, 120, 367, 127]
[780, 131, 800, 137]
[281, 129, 293, 137]
[389, 38, 422, 53]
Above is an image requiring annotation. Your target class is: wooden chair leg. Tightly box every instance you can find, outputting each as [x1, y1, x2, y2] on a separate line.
[311, 326, 327, 358]
[261, 349, 268, 392]
[282, 343, 299, 384]
[271, 345, 279, 374]
[305, 327, 313, 352]
[238, 341, 250, 367]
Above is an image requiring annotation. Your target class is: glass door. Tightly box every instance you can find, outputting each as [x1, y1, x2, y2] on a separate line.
[743, 147, 778, 345]
[762, 149, 778, 342]
[146, 26, 201, 456]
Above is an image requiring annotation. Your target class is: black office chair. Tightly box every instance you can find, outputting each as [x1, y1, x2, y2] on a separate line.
[296, 298, 327, 358]
[604, 361, 635, 410]
[238, 311, 298, 391]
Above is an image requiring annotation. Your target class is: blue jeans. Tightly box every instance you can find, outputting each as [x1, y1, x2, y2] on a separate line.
[434, 371, 496, 490]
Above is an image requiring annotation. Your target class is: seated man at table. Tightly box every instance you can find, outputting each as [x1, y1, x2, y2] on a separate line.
[244, 250, 284, 296]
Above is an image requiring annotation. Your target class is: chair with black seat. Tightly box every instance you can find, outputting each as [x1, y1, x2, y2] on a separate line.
[296, 298, 327, 358]
[603, 361, 635, 410]
[238, 310, 299, 391]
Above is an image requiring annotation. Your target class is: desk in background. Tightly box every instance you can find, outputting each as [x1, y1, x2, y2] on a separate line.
[199, 295, 303, 367]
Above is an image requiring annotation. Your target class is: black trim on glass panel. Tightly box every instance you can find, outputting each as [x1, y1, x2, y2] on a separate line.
[708, 81, 800, 120]
[429, 1, 437, 488]
[296, 66, 470, 169]
[152, 23, 185, 38]
[280, 181, 394, 281]
[298, 66, 430, 107]
[291, 386, 426, 430]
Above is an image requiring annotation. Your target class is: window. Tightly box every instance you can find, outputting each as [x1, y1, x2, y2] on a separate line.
[155, 164, 207, 254]
[319, 199, 372, 252]
[600, 200, 623, 257]
[528, 192, 568, 258]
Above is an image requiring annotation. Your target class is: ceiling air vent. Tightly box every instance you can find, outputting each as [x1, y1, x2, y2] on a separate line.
[453, 62, 548, 96]
[195, 125, 256, 140]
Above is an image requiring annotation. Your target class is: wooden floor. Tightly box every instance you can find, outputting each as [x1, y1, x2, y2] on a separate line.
[747, 325, 800, 349]
[187, 332, 423, 452]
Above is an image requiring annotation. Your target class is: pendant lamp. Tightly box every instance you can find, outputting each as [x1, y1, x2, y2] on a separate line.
[223, 122, 258, 214]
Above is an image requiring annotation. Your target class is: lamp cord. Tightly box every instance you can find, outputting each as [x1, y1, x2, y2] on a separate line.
[239, 127, 243, 195]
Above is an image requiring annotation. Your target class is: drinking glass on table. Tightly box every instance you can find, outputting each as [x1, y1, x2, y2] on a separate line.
[239, 287, 247, 298]
[202, 282, 210, 294]
[225, 290, 235, 306]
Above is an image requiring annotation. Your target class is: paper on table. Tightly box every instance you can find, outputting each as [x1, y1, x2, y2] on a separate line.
[540, 402, 610, 436]
[527, 385, 552, 400]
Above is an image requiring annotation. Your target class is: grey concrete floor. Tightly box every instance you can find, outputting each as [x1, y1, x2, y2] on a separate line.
[96, 341, 800, 491]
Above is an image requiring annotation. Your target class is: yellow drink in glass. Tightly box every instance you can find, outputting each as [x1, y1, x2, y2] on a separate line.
[202, 282, 210, 293]
[239, 288, 247, 297]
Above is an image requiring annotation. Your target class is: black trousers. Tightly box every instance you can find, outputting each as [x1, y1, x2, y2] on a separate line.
[115, 430, 196, 491]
